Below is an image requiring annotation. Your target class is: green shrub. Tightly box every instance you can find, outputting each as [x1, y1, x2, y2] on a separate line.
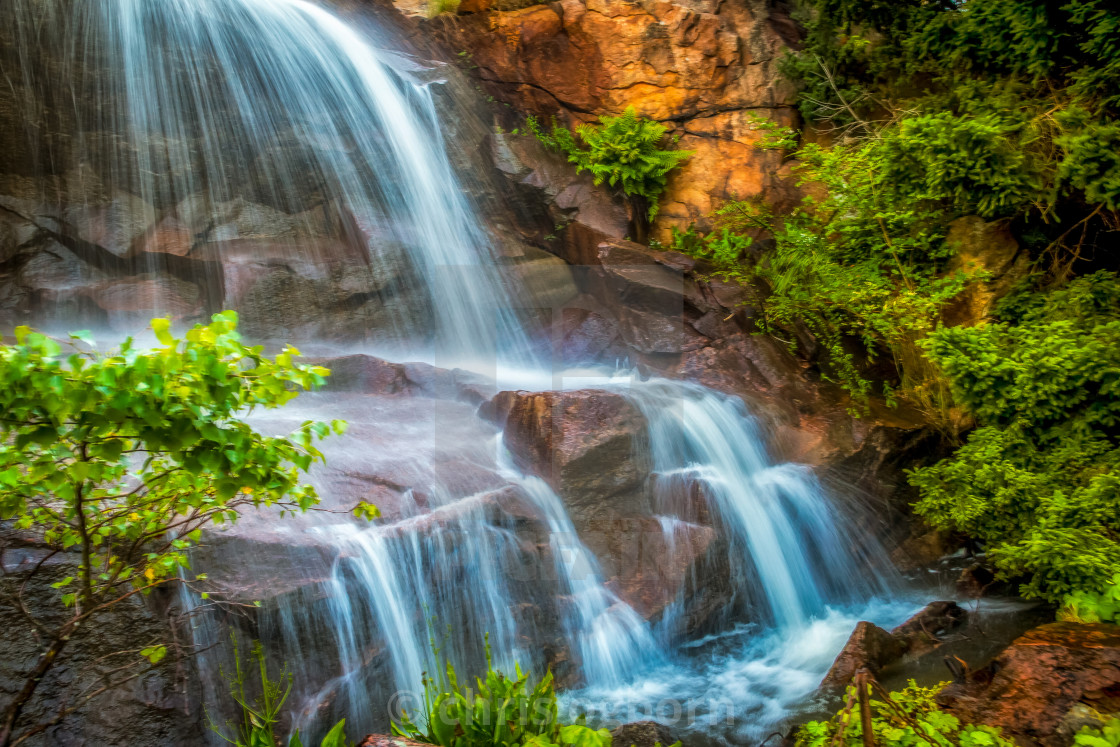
[528, 107, 693, 222]
[1063, 573, 1120, 624]
[1076, 718, 1120, 747]
[0, 312, 347, 745]
[427, 0, 460, 17]
[795, 680, 1015, 747]
[909, 272, 1120, 602]
[675, 127, 970, 419]
[392, 641, 644, 747]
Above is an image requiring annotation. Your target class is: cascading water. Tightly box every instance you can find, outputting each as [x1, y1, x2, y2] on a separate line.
[3, 0, 530, 365]
[555, 376, 911, 744]
[623, 378, 899, 633]
[3, 0, 919, 744]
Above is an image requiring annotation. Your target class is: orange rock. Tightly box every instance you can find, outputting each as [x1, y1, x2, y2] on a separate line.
[424, 0, 801, 234]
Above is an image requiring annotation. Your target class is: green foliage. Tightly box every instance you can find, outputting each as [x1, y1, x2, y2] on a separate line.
[679, 0, 1120, 610]
[783, 0, 1120, 223]
[427, 0, 460, 17]
[292, 719, 350, 747]
[0, 312, 350, 745]
[0, 311, 339, 605]
[211, 634, 349, 747]
[1076, 718, 1120, 747]
[795, 680, 1016, 747]
[910, 272, 1120, 602]
[1064, 573, 1120, 623]
[676, 129, 971, 418]
[528, 107, 693, 221]
[392, 640, 623, 747]
[210, 635, 293, 747]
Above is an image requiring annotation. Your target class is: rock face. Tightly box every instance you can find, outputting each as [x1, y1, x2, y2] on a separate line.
[820, 601, 968, 690]
[938, 623, 1120, 747]
[610, 720, 683, 747]
[0, 539, 202, 746]
[820, 621, 907, 691]
[416, 0, 801, 238]
[488, 388, 720, 623]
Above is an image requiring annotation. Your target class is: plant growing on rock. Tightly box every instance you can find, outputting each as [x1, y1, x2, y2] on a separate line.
[528, 107, 693, 234]
[427, 0, 460, 17]
[210, 633, 348, 747]
[393, 639, 619, 747]
[0, 312, 347, 747]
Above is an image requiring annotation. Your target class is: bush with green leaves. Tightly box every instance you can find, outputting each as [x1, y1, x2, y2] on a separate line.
[1077, 718, 1120, 747]
[528, 107, 693, 224]
[1064, 573, 1120, 624]
[795, 680, 1015, 747]
[393, 641, 654, 747]
[674, 126, 971, 420]
[0, 312, 349, 747]
[909, 272, 1120, 603]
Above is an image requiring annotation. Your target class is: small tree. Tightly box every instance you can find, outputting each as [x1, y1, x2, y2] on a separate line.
[0, 311, 347, 746]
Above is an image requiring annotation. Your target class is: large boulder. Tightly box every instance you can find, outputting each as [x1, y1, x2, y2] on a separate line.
[485, 388, 720, 622]
[611, 720, 684, 747]
[820, 621, 906, 691]
[820, 601, 968, 690]
[937, 622, 1120, 747]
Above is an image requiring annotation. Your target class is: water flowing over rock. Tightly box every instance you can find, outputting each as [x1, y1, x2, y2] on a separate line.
[0, 0, 934, 744]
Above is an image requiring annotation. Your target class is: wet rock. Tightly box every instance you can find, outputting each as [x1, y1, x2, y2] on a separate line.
[891, 601, 968, 656]
[359, 735, 437, 747]
[487, 388, 719, 621]
[0, 538, 203, 746]
[557, 306, 626, 363]
[611, 720, 683, 747]
[938, 622, 1120, 747]
[956, 564, 997, 599]
[202, 236, 426, 342]
[490, 133, 629, 240]
[132, 215, 195, 257]
[494, 389, 651, 515]
[820, 621, 906, 690]
[499, 244, 580, 310]
[889, 529, 955, 572]
[312, 354, 496, 404]
[89, 273, 202, 320]
[822, 601, 969, 690]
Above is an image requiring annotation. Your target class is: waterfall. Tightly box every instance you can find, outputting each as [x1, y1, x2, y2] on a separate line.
[3, 0, 914, 744]
[508, 472, 665, 688]
[621, 378, 897, 633]
[4, 0, 529, 364]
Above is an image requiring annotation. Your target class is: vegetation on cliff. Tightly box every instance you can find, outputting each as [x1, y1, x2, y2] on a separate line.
[676, 0, 1120, 604]
[0, 313, 347, 746]
[529, 107, 693, 230]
